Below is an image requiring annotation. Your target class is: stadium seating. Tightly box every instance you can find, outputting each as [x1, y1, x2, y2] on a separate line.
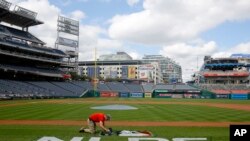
[0, 79, 212, 99]
[0, 64, 63, 78]
[0, 79, 93, 98]
[155, 84, 173, 90]
[125, 84, 143, 92]
[0, 24, 43, 44]
[197, 83, 250, 95]
[51, 82, 86, 96]
[0, 79, 52, 97]
[106, 82, 129, 92]
[142, 83, 154, 92]
[97, 83, 110, 91]
[71, 81, 93, 90]
[175, 84, 198, 90]
[28, 81, 76, 97]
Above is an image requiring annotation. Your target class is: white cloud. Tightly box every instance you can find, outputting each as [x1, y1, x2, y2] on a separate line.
[70, 10, 86, 21]
[78, 25, 123, 61]
[127, 0, 140, 7]
[160, 41, 218, 82]
[128, 51, 141, 59]
[213, 42, 250, 58]
[109, 0, 250, 45]
[160, 41, 250, 82]
[228, 42, 250, 53]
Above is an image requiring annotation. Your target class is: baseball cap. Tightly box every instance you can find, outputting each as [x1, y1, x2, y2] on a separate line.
[106, 114, 111, 121]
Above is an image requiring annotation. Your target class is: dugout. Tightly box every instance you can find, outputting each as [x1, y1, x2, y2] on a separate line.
[152, 89, 201, 98]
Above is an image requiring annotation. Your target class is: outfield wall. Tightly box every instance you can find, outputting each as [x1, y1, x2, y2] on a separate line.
[85, 90, 250, 99]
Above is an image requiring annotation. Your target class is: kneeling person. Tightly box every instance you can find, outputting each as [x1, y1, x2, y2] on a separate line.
[80, 113, 111, 134]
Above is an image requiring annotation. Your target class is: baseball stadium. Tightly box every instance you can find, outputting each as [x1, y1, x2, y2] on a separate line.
[0, 0, 250, 141]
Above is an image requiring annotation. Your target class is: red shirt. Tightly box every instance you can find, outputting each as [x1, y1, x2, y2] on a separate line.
[89, 113, 105, 122]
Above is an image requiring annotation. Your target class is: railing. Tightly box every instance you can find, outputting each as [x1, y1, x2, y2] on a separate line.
[0, 48, 64, 64]
[0, 38, 66, 57]
[0, 0, 11, 10]
[13, 5, 37, 19]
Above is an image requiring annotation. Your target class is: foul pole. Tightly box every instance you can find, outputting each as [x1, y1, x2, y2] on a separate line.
[94, 47, 97, 97]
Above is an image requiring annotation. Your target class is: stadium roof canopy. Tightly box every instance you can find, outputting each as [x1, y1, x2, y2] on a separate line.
[0, 0, 43, 28]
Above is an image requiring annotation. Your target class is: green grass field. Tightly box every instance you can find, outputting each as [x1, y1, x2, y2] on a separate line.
[0, 98, 250, 141]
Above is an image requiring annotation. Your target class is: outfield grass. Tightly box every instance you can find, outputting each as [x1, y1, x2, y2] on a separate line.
[0, 98, 249, 141]
[0, 99, 250, 121]
[0, 125, 229, 141]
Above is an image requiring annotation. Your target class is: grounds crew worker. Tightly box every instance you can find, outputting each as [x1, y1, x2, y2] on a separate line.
[79, 113, 111, 134]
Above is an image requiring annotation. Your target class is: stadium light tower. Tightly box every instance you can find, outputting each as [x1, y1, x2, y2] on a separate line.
[55, 15, 79, 73]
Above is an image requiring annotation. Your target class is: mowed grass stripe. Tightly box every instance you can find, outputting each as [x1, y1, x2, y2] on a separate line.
[0, 101, 250, 122]
[0, 103, 92, 120]
[0, 104, 45, 119]
[0, 125, 229, 141]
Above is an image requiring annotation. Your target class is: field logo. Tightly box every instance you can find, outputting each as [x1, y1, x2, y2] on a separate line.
[37, 136, 207, 141]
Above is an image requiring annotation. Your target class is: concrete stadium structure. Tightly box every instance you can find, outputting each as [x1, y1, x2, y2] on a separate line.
[193, 55, 250, 99]
[79, 52, 182, 84]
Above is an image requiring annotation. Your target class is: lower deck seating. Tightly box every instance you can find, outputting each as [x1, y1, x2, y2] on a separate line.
[0, 79, 86, 98]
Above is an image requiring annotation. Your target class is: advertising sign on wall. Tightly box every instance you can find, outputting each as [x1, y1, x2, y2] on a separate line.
[128, 66, 136, 79]
[139, 70, 148, 79]
[156, 93, 172, 98]
[122, 66, 128, 79]
[184, 94, 200, 98]
[119, 92, 129, 98]
[155, 89, 168, 93]
[216, 94, 229, 99]
[144, 92, 152, 98]
[172, 94, 183, 98]
[231, 94, 248, 100]
[138, 65, 154, 80]
[130, 92, 144, 98]
[100, 91, 118, 97]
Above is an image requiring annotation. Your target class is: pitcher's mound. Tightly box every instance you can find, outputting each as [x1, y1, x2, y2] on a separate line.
[91, 105, 138, 110]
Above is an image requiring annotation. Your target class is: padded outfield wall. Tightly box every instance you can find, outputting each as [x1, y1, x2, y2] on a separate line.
[86, 89, 250, 99]
[152, 89, 201, 98]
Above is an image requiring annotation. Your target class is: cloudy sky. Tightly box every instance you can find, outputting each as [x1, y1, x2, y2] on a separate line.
[7, 0, 250, 82]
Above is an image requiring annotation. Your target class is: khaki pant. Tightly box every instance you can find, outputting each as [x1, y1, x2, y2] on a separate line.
[84, 118, 96, 134]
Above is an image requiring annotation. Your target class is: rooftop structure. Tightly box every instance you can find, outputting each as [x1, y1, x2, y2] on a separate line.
[142, 55, 182, 83]
[99, 52, 133, 61]
[0, 0, 43, 28]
